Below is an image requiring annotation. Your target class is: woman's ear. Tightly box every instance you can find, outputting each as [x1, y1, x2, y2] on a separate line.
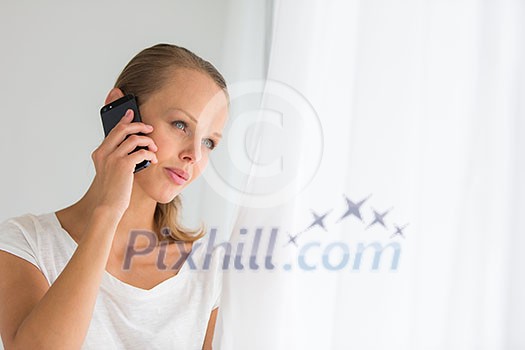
[104, 87, 125, 105]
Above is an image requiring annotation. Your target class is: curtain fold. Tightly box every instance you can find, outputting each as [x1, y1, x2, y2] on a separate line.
[215, 1, 524, 349]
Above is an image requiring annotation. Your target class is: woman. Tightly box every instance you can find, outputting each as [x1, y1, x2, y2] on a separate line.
[0, 44, 229, 349]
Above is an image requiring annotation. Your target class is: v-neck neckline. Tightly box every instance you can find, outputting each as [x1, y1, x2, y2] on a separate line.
[48, 211, 201, 298]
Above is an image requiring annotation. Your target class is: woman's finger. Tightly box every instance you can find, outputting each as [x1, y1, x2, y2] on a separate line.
[126, 148, 158, 166]
[115, 134, 158, 156]
[103, 109, 155, 150]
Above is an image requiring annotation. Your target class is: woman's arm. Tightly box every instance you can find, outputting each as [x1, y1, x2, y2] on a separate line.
[0, 108, 158, 350]
[202, 307, 219, 350]
[0, 107, 157, 350]
[0, 207, 121, 350]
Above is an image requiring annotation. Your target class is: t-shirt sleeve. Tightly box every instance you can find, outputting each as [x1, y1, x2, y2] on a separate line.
[0, 217, 40, 270]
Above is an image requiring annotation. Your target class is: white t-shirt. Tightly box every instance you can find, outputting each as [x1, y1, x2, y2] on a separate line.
[0, 212, 222, 350]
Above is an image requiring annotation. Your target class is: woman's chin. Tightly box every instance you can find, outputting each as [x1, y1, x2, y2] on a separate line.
[134, 175, 182, 204]
[155, 192, 181, 204]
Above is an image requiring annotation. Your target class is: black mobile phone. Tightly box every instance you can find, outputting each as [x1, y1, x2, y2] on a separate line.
[100, 94, 151, 173]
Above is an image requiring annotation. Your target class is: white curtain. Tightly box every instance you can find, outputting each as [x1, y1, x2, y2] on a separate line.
[214, 0, 524, 349]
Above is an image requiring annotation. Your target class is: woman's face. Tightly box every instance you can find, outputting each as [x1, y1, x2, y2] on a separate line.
[132, 68, 228, 203]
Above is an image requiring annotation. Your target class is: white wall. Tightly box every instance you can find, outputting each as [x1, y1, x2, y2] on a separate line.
[0, 0, 271, 348]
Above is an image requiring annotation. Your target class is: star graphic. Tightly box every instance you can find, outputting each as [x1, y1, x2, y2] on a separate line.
[366, 207, 392, 230]
[283, 209, 331, 247]
[306, 209, 331, 231]
[337, 194, 371, 223]
[390, 223, 409, 239]
[284, 233, 300, 247]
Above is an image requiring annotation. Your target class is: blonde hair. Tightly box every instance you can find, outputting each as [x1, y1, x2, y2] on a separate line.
[113, 43, 228, 244]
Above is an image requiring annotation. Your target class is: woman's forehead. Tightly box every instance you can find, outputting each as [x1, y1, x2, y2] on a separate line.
[156, 69, 227, 111]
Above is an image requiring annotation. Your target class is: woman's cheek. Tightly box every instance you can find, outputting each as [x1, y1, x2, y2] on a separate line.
[152, 137, 173, 158]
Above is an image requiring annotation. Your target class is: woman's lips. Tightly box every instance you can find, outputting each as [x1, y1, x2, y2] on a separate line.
[164, 168, 187, 185]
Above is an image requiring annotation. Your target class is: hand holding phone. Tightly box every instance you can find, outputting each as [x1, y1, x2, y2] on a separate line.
[100, 94, 151, 173]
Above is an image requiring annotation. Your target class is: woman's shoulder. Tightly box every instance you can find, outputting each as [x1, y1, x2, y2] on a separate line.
[0, 212, 42, 234]
[0, 211, 67, 247]
[0, 211, 76, 283]
[0, 212, 51, 271]
[1, 211, 53, 231]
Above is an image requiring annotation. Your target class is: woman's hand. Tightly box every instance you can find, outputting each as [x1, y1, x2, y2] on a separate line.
[90, 109, 158, 216]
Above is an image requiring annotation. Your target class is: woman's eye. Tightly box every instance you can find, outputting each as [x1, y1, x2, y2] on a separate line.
[173, 120, 187, 131]
[202, 139, 215, 150]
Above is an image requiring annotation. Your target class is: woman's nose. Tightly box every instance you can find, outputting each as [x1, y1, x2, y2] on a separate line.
[180, 137, 203, 163]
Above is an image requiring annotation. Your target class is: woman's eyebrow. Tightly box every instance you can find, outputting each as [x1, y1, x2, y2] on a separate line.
[168, 108, 222, 139]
